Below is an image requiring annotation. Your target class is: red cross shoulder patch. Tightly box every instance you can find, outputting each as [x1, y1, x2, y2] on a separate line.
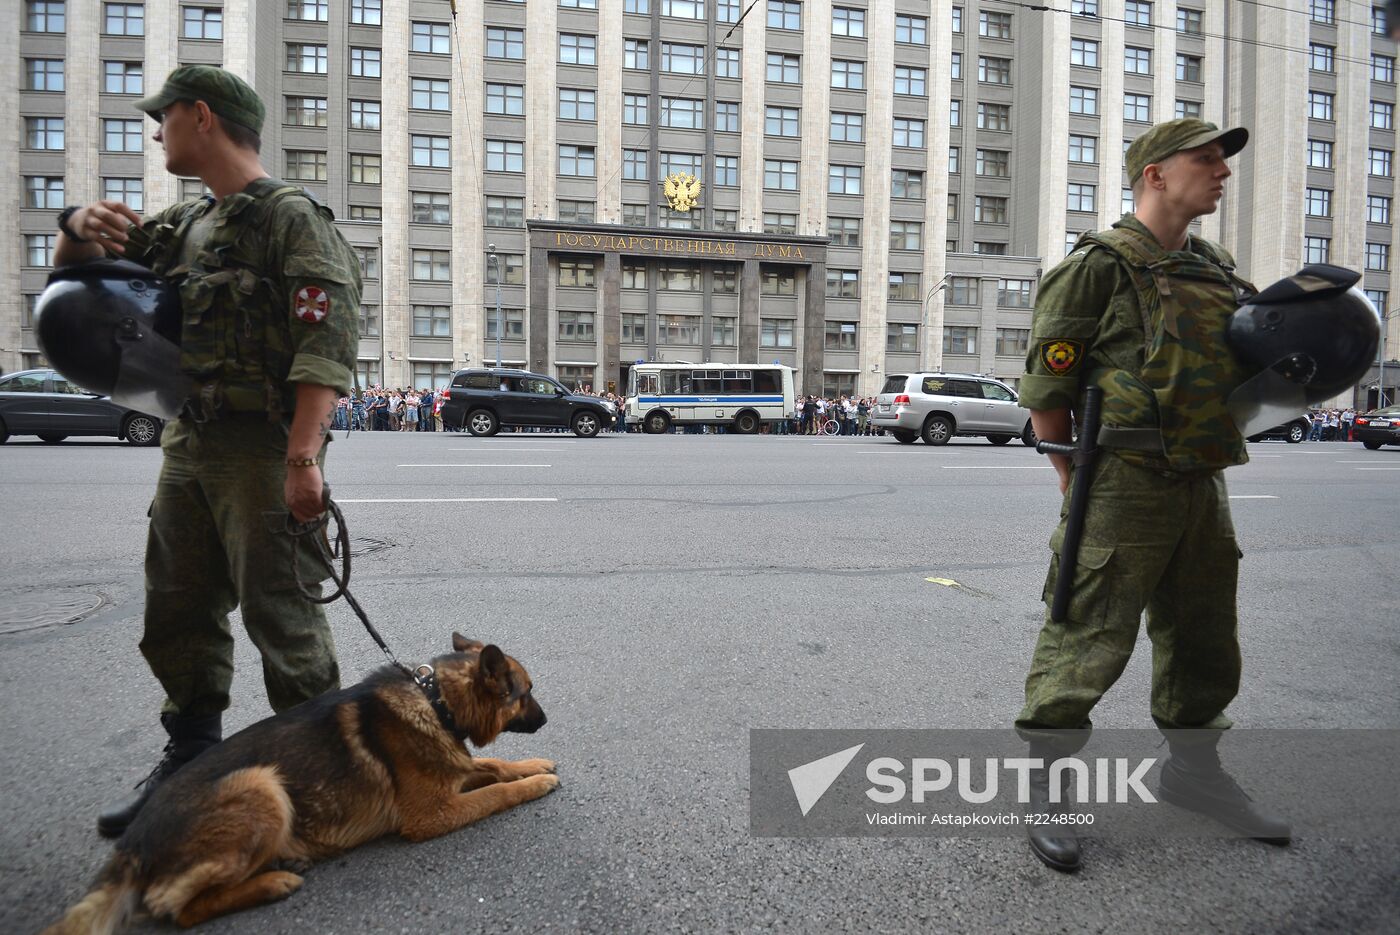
[294, 286, 330, 324]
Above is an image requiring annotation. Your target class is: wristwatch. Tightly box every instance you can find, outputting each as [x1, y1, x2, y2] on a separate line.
[57, 205, 88, 243]
[286, 457, 319, 467]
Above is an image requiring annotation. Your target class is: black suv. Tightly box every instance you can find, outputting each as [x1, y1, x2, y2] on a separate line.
[1246, 416, 1310, 444]
[441, 368, 616, 437]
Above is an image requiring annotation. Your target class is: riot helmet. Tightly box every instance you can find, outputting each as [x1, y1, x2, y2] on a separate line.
[1226, 264, 1380, 436]
[34, 258, 193, 420]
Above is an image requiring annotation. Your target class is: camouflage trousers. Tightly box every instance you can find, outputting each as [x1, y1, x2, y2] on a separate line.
[1017, 452, 1242, 744]
[140, 416, 339, 718]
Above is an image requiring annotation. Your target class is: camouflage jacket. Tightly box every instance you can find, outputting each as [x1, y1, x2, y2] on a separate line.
[121, 177, 360, 419]
[1019, 214, 1257, 473]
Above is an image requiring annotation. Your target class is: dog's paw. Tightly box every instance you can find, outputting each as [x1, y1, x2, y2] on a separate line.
[262, 870, 304, 902]
[514, 757, 557, 776]
[522, 773, 561, 797]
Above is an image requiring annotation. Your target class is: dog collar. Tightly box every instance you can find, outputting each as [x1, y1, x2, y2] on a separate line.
[412, 665, 471, 743]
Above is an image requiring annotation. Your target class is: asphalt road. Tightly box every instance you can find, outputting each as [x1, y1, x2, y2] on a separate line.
[3, 429, 1398, 934]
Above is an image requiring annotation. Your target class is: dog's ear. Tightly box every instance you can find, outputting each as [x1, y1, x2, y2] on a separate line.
[479, 644, 506, 680]
[452, 632, 484, 653]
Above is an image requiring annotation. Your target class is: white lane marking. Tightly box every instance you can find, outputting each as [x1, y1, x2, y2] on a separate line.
[1229, 495, 1279, 499]
[1249, 454, 1282, 458]
[1335, 460, 1390, 464]
[940, 465, 1054, 470]
[448, 447, 568, 451]
[1356, 467, 1400, 471]
[338, 498, 558, 503]
[395, 463, 552, 468]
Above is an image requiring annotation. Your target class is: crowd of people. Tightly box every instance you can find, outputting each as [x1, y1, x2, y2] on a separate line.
[1306, 407, 1360, 442]
[335, 387, 448, 432]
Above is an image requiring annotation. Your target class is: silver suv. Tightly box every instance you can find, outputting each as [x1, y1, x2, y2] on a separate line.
[872, 372, 1036, 446]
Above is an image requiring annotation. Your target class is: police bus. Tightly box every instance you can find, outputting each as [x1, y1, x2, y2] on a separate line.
[625, 363, 795, 434]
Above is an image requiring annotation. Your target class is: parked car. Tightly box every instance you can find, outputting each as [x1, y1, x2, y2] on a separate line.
[872, 372, 1035, 446]
[1352, 405, 1400, 450]
[440, 367, 616, 437]
[1246, 416, 1309, 444]
[0, 369, 163, 446]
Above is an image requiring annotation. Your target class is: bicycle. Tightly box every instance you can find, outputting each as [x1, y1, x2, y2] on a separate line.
[817, 415, 840, 436]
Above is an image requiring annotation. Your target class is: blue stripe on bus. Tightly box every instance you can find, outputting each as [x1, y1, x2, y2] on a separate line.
[638, 396, 785, 404]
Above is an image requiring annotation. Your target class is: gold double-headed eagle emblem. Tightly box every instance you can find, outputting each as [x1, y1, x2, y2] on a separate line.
[663, 172, 702, 212]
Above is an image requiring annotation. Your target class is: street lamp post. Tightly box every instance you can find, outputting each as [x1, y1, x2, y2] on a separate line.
[920, 274, 951, 372]
[1379, 312, 1392, 409]
[487, 243, 502, 368]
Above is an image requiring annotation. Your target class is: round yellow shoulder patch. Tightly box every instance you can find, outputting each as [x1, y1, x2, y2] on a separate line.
[1039, 340, 1083, 374]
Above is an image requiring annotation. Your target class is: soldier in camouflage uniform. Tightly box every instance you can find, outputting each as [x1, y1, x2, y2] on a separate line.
[53, 66, 361, 838]
[1015, 119, 1290, 872]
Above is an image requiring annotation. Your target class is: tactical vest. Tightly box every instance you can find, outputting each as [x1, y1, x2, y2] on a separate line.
[1079, 225, 1258, 473]
[145, 178, 320, 421]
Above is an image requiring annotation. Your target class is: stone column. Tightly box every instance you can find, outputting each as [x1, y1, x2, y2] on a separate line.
[856, 2, 893, 396]
[738, 8, 766, 232]
[1034, 5, 1071, 265]
[924, 0, 955, 375]
[525, 0, 558, 222]
[601, 251, 621, 388]
[451, 1, 484, 371]
[0, 0, 18, 371]
[803, 262, 826, 394]
[596, 1, 622, 224]
[1098, 0, 1127, 232]
[739, 258, 761, 362]
[1331, 12, 1371, 272]
[529, 245, 550, 370]
[798, 0, 831, 236]
[144, 0, 179, 211]
[65, 0, 100, 205]
[1153, 1, 1179, 125]
[381, 0, 411, 388]
[1198, 0, 1227, 242]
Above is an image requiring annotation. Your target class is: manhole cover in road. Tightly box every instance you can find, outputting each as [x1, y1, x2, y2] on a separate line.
[0, 588, 108, 635]
[349, 536, 395, 558]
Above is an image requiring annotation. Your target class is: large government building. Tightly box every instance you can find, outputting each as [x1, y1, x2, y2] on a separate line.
[7, 0, 1398, 402]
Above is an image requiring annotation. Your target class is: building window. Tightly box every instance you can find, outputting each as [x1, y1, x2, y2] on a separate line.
[832, 6, 865, 37]
[26, 1, 66, 32]
[717, 0, 740, 22]
[621, 312, 647, 341]
[951, 52, 962, 80]
[621, 263, 647, 292]
[948, 194, 959, 221]
[558, 145, 596, 176]
[348, 205, 381, 221]
[1069, 134, 1098, 163]
[889, 221, 923, 251]
[1371, 148, 1393, 177]
[286, 96, 328, 127]
[25, 176, 65, 209]
[979, 10, 1012, 38]
[974, 196, 1008, 224]
[623, 149, 648, 181]
[103, 119, 142, 153]
[762, 269, 796, 295]
[891, 66, 929, 96]
[943, 327, 978, 355]
[1373, 102, 1395, 131]
[821, 373, 857, 398]
[1368, 195, 1391, 225]
[952, 5, 962, 32]
[413, 20, 450, 54]
[886, 324, 918, 353]
[624, 0, 649, 13]
[831, 59, 865, 89]
[829, 164, 863, 195]
[623, 95, 649, 126]
[828, 216, 861, 246]
[562, 0, 598, 7]
[715, 101, 740, 132]
[1310, 44, 1335, 73]
[659, 152, 702, 178]
[975, 149, 1010, 178]
[1374, 54, 1396, 83]
[1366, 290, 1388, 316]
[716, 48, 740, 78]
[978, 103, 1011, 131]
[825, 321, 858, 351]
[1072, 0, 1099, 13]
[829, 112, 864, 142]
[763, 212, 797, 234]
[948, 277, 980, 306]
[483, 308, 524, 340]
[1125, 47, 1151, 75]
[1304, 188, 1332, 218]
[1122, 187, 1136, 214]
[661, 97, 704, 129]
[350, 47, 381, 78]
[1176, 54, 1202, 82]
[662, 0, 703, 18]
[486, 27, 523, 59]
[558, 200, 595, 223]
[708, 317, 736, 347]
[1070, 39, 1099, 69]
[25, 234, 57, 267]
[557, 260, 597, 288]
[761, 319, 795, 348]
[997, 281, 1033, 309]
[620, 203, 647, 226]
[286, 44, 328, 74]
[183, 7, 222, 39]
[764, 160, 799, 191]
[896, 14, 927, 44]
[1309, 0, 1334, 25]
[25, 59, 64, 92]
[826, 269, 860, 299]
[1175, 100, 1202, 120]
[893, 118, 925, 148]
[712, 209, 738, 232]
[556, 88, 597, 122]
[1125, 0, 1152, 25]
[996, 327, 1030, 355]
[557, 311, 597, 342]
[658, 315, 702, 344]
[1070, 86, 1099, 115]
[1307, 139, 1333, 169]
[1367, 242, 1391, 271]
[665, 43, 707, 75]
[1067, 183, 1097, 213]
[892, 169, 925, 199]
[26, 116, 65, 150]
[350, 0, 381, 26]
[411, 77, 450, 111]
[713, 155, 739, 187]
[625, 39, 649, 69]
[559, 33, 597, 66]
[1124, 93, 1151, 122]
[411, 250, 451, 282]
[486, 83, 524, 116]
[349, 99, 380, 130]
[768, 0, 801, 30]
[1176, 7, 1202, 34]
[486, 139, 525, 173]
[411, 135, 451, 168]
[1303, 236, 1330, 264]
[949, 147, 960, 174]
[411, 304, 451, 336]
[349, 153, 381, 184]
[180, 178, 210, 200]
[888, 271, 921, 301]
[285, 150, 328, 181]
[978, 56, 1011, 84]
[104, 3, 143, 35]
[287, 0, 328, 22]
[950, 100, 962, 127]
[766, 52, 800, 83]
[412, 191, 450, 224]
[354, 246, 379, 279]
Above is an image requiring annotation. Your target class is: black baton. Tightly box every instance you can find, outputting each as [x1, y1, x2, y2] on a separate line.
[1035, 386, 1103, 623]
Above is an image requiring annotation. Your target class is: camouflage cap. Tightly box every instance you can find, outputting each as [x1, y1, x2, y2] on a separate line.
[133, 65, 265, 135]
[1125, 118, 1248, 185]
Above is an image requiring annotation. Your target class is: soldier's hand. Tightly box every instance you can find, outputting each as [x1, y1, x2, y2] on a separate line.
[286, 463, 326, 523]
[70, 201, 143, 253]
[1056, 465, 1071, 496]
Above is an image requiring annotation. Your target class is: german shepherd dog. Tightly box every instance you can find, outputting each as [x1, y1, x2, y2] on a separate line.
[44, 634, 557, 933]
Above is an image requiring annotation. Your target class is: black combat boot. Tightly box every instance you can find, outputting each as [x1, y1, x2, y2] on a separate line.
[1025, 742, 1082, 872]
[97, 712, 222, 838]
[1157, 733, 1291, 845]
